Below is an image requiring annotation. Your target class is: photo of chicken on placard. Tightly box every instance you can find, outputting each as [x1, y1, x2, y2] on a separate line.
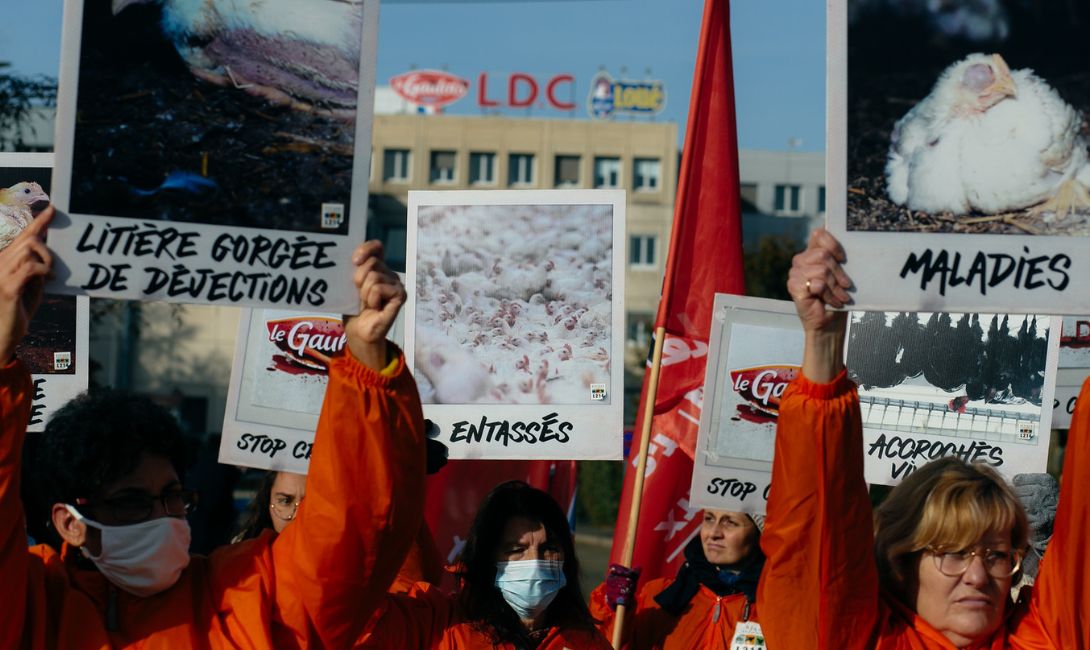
[0, 164, 78, 377]
[62, 0, 374, 234]
[847, 311, 1053, 438]
[846, 0, 1090, 235]
[413, 202, 613, 405]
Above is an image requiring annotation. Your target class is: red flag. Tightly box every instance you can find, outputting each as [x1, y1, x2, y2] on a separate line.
[610, 0, 745, 581]
[424, 459, 578, 593]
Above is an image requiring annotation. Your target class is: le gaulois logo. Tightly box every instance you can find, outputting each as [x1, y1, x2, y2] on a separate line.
[390, 70, 470, 108]
[266, 317, 346, 374]
[729, 365, 800, 417]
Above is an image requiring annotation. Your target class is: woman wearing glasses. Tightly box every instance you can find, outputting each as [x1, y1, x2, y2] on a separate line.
[757, 228, 1088, 648]
[234, 471, 308, 540]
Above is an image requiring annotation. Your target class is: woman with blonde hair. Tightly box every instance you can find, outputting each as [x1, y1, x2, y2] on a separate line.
[757, 228, 1088, 648]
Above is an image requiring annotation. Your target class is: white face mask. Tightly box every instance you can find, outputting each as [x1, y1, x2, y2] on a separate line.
[494, 559, 567, 620]
[65, 505, 191, 597]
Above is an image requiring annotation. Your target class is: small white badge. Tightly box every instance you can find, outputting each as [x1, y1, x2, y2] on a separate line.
[320, 202, 345, 229]
[731, 621, 765, 649]
[590, 383, 607, 401]
[53, 352, 72, 371]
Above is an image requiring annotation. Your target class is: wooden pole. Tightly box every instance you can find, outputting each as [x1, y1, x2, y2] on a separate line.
[611, 325, 668, 649]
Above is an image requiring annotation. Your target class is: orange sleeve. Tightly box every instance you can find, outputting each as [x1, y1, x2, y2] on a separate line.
[1016, 374, 1090, 646]
[358, 581, 456, 646]
[270, 344, 425, 648]
[0, 358, 34, 645]
[758, 370, 879, 650]
[389, 522, 445, 594]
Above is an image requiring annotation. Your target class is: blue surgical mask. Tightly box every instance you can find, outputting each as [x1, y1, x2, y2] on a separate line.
[494, 559, 567, 620]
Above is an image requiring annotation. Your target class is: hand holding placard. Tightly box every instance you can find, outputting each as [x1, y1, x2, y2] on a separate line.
[345, 240, 406, 370]
[788, 228, 852, 382]
[0, 206, 53, 364]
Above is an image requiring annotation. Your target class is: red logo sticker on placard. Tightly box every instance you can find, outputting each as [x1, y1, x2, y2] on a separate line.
[266, 317, 346, 374]
[729, 365, 800, 419]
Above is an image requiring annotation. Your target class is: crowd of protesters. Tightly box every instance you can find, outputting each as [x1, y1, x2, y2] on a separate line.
[3, 207, 1085, 649]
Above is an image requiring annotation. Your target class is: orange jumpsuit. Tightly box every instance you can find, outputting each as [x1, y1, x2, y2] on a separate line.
[358, 581, 612, 649]
[759, 370, 1090, 649]
[590, 576, 759, 649]
[1, 350, 425, 649]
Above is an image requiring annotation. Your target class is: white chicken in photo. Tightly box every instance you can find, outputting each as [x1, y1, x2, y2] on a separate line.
[0, 182, 49, 250]
[886, 53, 1090, 220]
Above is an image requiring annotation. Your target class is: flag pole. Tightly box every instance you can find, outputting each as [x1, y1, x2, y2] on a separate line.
[611, 324, 667, 649]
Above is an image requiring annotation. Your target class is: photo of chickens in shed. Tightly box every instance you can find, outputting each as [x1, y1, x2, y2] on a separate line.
[65, 0, 372, 233]
[413, 203, 613, 405]
[846, 0, 1090, 235]
[0, 165, 78, 376]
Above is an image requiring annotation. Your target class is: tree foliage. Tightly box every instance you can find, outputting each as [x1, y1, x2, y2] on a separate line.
[0, 61, 57, 151]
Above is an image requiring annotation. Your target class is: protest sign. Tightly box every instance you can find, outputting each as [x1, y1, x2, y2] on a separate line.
[405, 190, 625, 460]
[690, 295, 802, 514]
[848, 311, 1059, 485]
[49, 0, 378, 311]
[0, 153, 90, 431]
[1052, 317, 1090, 428]
[827, 0, 1090, 313]
[219, 293, 406, 472]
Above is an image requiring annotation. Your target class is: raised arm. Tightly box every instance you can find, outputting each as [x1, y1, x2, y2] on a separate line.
[0, 208, 52, 644]
[1021, 374, 1090, 646]
[270, 241, 426, 648]
[757, 229, 879, 649]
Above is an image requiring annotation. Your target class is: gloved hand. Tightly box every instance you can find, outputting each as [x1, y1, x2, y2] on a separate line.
[424, 419, 448, 475]
[605, 563, 641, 610]
[1012, 473, 1059, 580]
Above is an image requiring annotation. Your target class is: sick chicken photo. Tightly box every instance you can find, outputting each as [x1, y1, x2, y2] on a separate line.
[846, 0, 1090, 235]
[413, 203, 613, 405]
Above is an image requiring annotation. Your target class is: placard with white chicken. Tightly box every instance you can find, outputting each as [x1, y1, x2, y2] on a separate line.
[828, 0, 1090, 312]
[690, 295, 804, 516]
[846, 310, 1059, 486]
[0, 153, 90, 432]
[405, 190, 624, 461]
[48, 0, 377, 311]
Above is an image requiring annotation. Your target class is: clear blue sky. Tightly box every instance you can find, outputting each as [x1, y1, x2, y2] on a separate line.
[2, 0, 825, 152]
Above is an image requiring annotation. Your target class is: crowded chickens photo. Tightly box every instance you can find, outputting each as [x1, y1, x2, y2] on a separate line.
[60, 0, 375, 234]
[846, 0, 1090, 235]
[412, 201, 614, 406]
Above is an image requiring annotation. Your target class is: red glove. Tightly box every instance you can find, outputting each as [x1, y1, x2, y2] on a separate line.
[605, 563, 641, 610]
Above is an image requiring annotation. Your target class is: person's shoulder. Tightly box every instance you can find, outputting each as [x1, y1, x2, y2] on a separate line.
[547, 625, 612, 649]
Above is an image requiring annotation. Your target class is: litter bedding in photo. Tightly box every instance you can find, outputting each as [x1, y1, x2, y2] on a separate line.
[414, 204, 612, 405]
[67, 2, 355, 234]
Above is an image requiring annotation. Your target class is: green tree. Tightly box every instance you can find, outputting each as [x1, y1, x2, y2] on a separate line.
[743, 234, 801, 300]
[0, 62, 57, 151]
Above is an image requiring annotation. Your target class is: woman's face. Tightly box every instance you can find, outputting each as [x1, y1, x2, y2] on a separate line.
[269, 472, 307, 533]
[699, 510, 758, 566]
[494, 516, 564, 563]
[913, 528, 1014, 647]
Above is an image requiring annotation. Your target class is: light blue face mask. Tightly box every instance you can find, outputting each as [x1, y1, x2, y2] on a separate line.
[494, 559, 567, 620]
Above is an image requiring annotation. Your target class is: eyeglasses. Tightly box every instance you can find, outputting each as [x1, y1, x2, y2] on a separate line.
[75, 488, 199, 524]
[927, 546, 1023, 578]
[270, 495, 303, 521]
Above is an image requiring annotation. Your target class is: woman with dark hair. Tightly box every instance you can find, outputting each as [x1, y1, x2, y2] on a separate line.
[233, 470, 307, 541]
[359, 480, 610, 648]
[590, 510, 765, 648]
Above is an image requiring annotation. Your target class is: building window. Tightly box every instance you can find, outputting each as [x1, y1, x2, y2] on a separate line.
[630, 234, 657, 268]
[469, 152, 495, 185]
[594, 157, 621, 188]
[818, 185, 826, 213]
[554, 155, 580, 188]
[508, 153, 535, 186]
[429, 150, 456, 184]
[740, 183, 758, 209]
[383, 149, 411, 182]
[774, 184, 801, 213]
[626, 312, 654, 349]
[634, 158, 661, 192]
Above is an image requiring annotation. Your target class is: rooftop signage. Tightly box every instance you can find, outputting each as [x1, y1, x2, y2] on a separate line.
[390, 70, 471, 109]
[587, 71, 666, 119]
